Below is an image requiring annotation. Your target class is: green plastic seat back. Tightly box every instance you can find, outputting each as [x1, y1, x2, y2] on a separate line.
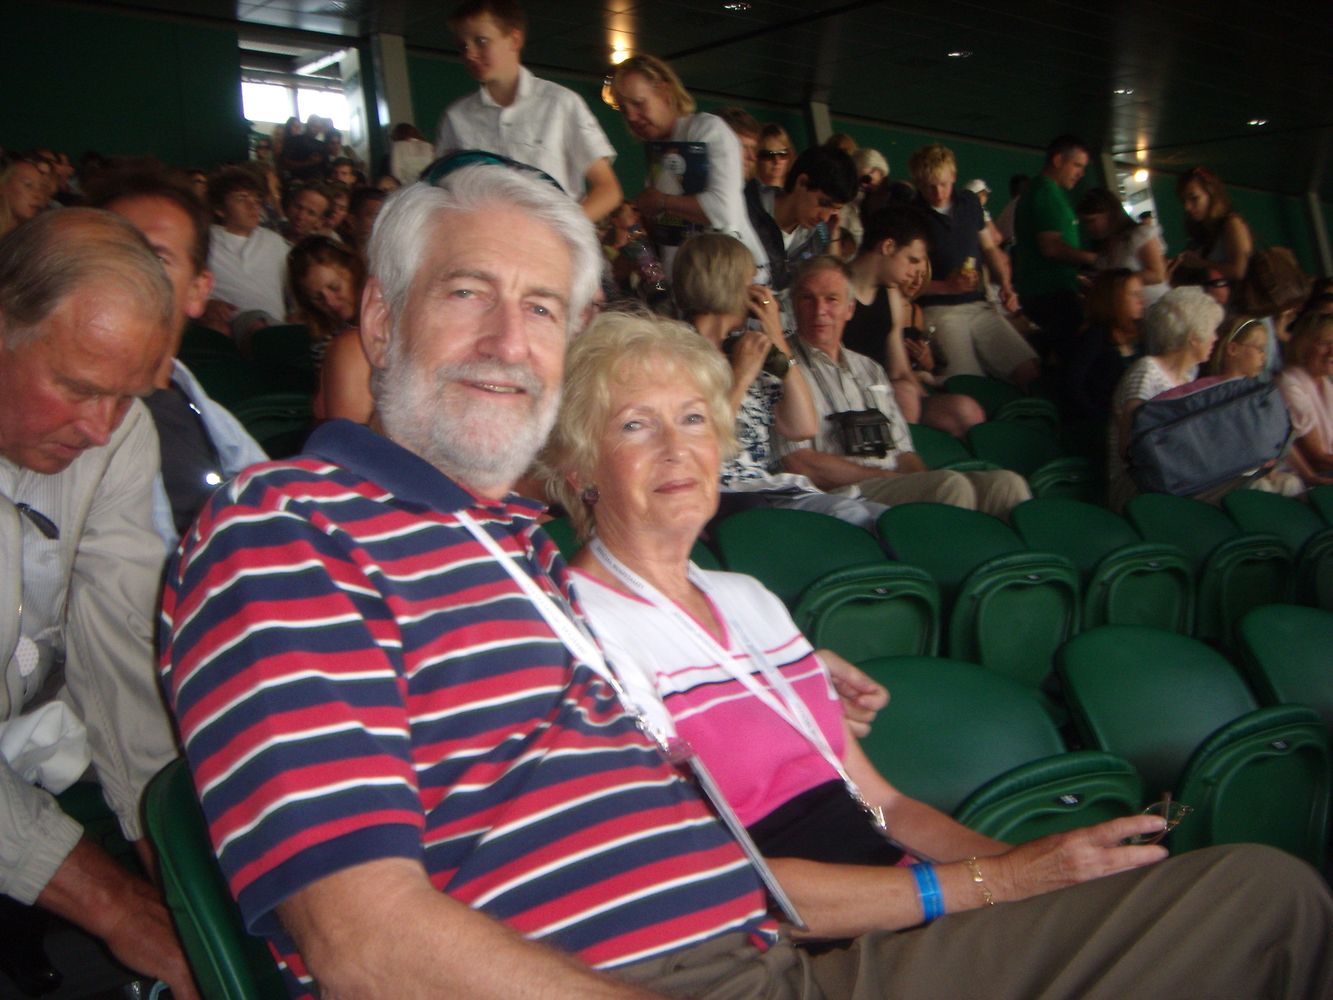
[792, 563, 940, 660]
[143, 760, 289, 1000]
[950, 551, 1081, 686]
[1223, 490, 1322, 554]
[942, 374, 1023, 418]
[1012, 498, 1141, 575]
[713, 507, 884, 606]
[1057, 625, 1258, 798]
[908, 423, 976, 469]
[966, 421, 1063, 477]
[1237, 604, 1333, 732]
[856, 656, 1065, 814]
[878, 503, 1022, 597]
[1308, 485, 1333, 526]
[1224, 492, 1333, 609]
[1027, 457, 1098, 501]
[689, 539, 723, 571]
[1084, 543, 1194, 632]
[229, 392, 314, 459]
[1127, 494, 1292, 640]
[993, 396, 1061, 433]
[954, 751, 1143, 844]
[1173, 705, 1330, 867]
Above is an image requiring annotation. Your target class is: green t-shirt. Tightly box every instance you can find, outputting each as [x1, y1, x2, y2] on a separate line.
[1014, 174, 1080, 298]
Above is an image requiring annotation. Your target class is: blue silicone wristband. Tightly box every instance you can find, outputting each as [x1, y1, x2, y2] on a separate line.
[911, 862, 944, 923]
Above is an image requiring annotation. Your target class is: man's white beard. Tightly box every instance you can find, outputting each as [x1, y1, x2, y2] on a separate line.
[376, 342, 559, 496]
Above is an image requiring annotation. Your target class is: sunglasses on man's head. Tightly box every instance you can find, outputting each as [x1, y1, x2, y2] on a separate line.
[758, 149, 790, 161]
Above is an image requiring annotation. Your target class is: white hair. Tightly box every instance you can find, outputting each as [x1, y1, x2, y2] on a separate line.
[1146, 286, 1225, 355]
[367, 165, 602, 331]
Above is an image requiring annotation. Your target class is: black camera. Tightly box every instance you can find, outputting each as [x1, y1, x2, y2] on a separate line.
[829, 409, 894, 458]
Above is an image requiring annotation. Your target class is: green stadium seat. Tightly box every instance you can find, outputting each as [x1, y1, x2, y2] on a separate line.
[1011, 498, 1193, 632]
[791, 563, 940, 660]
[953, 752, 1144, 844]
[1309, 485, 1333, 526]
[713, 507, 884, 608]
[1125, 494, 1292, 644]
[966, 421, 1096, 501]
[908, 423, 978, 470]
[542, 515, 721, 570]
[942, 374, 1023, 418]
[857, 657, 1139, 842]
[878, 504, 1079, 687]
[1223, 491, 1333, 610]
[1236, 604, 1333, 733]
[143, 760, 288, 1000]
[246, 324, 318, 394]
[229, 392, 314, 459]
[1057, 625, 1329, 865]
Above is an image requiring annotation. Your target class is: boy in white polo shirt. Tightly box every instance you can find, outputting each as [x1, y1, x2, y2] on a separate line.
[434, 0, 622, 221]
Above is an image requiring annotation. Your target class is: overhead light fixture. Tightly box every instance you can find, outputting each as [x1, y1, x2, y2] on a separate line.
[946, 50, 972, 59]
[723, 1, 752, 9]
[1113, 87, 1134, 96]
[1133, 168, 1149, 183]
[1246, 118, 1268, 126]
[1135, 148, 1148, 163]
[610, 42, 630, 65]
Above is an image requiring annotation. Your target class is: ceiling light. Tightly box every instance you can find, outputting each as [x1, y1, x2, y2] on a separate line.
[1113, 88, 1134, 96]
[610, 42, 629, 65]
[1133, 169, 1149, 183]
[946, 50, 972, 59]
[1246, 118, 1268, 126]
[723, 1, 752, 10]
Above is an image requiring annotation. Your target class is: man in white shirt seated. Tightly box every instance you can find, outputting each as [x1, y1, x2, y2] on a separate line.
[776, 256, 1030, 519]
[434, 0, 622, 222]
[203, 166, 289, 333]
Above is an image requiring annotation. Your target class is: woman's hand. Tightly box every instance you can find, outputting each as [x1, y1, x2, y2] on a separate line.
[819, 650, 889, 737]
[986, 815, 1168, 903]
[745, 285, 788, 353]
[728, 329, 771, 391]
[904, 337, 935, 373]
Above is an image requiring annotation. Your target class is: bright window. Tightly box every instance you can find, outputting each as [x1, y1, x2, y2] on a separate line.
[242, 82, 296, 125]
[297, 89, 350, 130]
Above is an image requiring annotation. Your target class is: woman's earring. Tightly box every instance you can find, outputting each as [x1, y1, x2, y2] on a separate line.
[582, 485, 600, 506]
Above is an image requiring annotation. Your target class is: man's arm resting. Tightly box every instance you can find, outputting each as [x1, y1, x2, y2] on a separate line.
[277, 857, 668, 1000]
[37, 838, 200, 1000]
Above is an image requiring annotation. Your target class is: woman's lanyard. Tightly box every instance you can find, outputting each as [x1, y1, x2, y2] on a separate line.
[587, 538, 887, 835]
[454, 511, 807, 927]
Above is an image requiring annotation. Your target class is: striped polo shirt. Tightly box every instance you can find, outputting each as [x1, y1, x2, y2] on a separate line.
[160, 421, 773, 997]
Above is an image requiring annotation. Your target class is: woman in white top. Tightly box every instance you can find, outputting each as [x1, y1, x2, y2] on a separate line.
[1078, 188, 1168, 307]
[611, 54, 768, 282]
[1107, 287, 1222, 511]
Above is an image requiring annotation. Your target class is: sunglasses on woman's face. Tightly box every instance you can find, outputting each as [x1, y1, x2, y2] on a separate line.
[758, 148, 790, 161]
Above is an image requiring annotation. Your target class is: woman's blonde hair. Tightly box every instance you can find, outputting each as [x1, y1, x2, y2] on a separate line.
[672, 233, 752, 318]
[541, 308, 736, 541]
[612, 54, 695, 116]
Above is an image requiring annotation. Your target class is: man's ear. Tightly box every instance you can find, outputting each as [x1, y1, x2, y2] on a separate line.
[186, 269, 215, 320]
[879, 238, 898, 257]
[360, 277, 393, 369]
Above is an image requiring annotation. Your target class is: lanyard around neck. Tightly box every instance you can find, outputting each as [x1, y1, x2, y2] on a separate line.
[455, 511, 808, 927]
[587, 537, 856, 793]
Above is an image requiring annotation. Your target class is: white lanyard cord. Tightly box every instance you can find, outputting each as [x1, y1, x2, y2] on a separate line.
[587, 538, 861, 798]
[456, 512, 807, 926]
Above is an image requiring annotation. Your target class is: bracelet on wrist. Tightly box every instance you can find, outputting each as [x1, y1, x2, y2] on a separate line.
[965, 856, 995, 907]
[910, 862, 944, 923]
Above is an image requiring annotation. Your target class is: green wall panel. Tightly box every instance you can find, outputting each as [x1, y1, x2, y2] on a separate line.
[0, 0, 244, 168]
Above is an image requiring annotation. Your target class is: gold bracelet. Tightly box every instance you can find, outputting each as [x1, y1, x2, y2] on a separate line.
[965, 856, 995, 907]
